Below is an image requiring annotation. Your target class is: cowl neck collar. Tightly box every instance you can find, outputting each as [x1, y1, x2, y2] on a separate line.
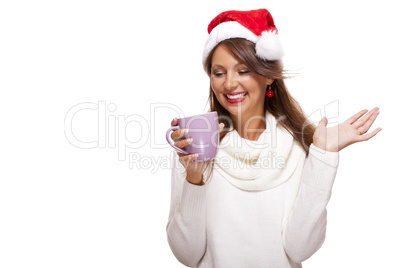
[214, 111, 306, 191]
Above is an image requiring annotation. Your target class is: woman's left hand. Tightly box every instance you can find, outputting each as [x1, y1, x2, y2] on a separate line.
[313, 107, 382, 152]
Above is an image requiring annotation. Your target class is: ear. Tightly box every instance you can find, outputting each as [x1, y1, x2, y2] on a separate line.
[265, 78, 274, 85]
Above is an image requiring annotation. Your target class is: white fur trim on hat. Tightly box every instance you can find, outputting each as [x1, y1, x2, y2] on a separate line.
[202, 21, 258, 64]
[202, 21, 283, 64]
[255, 31, 284, 61]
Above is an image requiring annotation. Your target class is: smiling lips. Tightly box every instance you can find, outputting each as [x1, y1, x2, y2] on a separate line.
[225, 92, 248, 103]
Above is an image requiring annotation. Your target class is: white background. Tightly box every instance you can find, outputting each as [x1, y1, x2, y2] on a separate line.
[0, 0, 400, 267]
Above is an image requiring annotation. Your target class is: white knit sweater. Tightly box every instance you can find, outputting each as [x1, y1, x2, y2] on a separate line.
[166, 117, 339, 267]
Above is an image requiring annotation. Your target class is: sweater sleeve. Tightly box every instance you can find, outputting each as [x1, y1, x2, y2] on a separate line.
[282, 143, 339, 263]
[166, 152, 207, 267]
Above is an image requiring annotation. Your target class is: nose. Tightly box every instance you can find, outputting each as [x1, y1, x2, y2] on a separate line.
[224, 72, 239, 90]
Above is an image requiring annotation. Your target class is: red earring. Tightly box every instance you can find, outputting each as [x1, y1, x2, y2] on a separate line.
[266, 85, 274, 98]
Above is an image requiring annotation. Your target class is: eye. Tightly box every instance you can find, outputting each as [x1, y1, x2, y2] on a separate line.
[213, 72, 224, 77]
[238, 69, 250, 74]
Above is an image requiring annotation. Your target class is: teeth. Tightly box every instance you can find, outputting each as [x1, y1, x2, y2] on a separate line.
[226, 93, 247, 99]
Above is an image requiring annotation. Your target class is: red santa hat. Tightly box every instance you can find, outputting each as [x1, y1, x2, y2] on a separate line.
[202, 9, 284, 64]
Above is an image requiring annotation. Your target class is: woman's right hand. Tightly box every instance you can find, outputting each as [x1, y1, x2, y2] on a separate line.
[170, 117, 224, 185]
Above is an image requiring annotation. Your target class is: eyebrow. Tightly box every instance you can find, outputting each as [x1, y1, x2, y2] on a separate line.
[211, 63, 245, 69]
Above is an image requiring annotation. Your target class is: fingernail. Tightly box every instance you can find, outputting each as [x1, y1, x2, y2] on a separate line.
[184, 129, 189, 135]
[187, 138, 193, 144]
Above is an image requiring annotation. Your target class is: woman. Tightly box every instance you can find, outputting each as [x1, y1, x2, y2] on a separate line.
[166, 9, 381, 268]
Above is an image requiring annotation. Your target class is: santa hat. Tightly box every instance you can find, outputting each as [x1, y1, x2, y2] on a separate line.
[202, 9, 284, 65]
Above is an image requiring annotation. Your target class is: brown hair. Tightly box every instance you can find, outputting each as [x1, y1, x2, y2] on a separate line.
[201, 38, 316, 182]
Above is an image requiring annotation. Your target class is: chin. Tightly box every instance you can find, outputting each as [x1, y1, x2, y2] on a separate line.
[227, 106, 248, 116]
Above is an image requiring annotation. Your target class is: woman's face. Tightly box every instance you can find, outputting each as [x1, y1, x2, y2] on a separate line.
[210, 44, 273, 119]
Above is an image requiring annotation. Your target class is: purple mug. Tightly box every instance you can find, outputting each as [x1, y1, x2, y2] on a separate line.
[166, 111, 219, 162]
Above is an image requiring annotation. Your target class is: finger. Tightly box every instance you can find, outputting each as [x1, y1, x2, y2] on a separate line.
[174, 137, 193, 148]
[170, 117, 179, 141]
[170, 128, 189, 141]
[357, 110, 380, 134]
[171, 117, 178, 126]
[177, 152, 197, 158]
[219, 122, 225, 133]
[179, 153, 199, 163]
[346, 109, 369, 125]
[353, 107, 380, 128]
[318, 116, 328, 127]
[356, 127, 382, 142]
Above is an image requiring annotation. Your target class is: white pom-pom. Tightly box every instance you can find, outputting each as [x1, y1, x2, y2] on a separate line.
[255, 31, 284, 61]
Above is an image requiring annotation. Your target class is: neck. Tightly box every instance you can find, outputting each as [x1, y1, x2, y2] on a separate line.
[231, 110, 267, 141]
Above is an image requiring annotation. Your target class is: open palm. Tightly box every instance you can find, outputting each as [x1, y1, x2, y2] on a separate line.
[313, 107, 382, 152]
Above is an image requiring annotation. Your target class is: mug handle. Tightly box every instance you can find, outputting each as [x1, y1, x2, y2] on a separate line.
[166, 125, 188, 155]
